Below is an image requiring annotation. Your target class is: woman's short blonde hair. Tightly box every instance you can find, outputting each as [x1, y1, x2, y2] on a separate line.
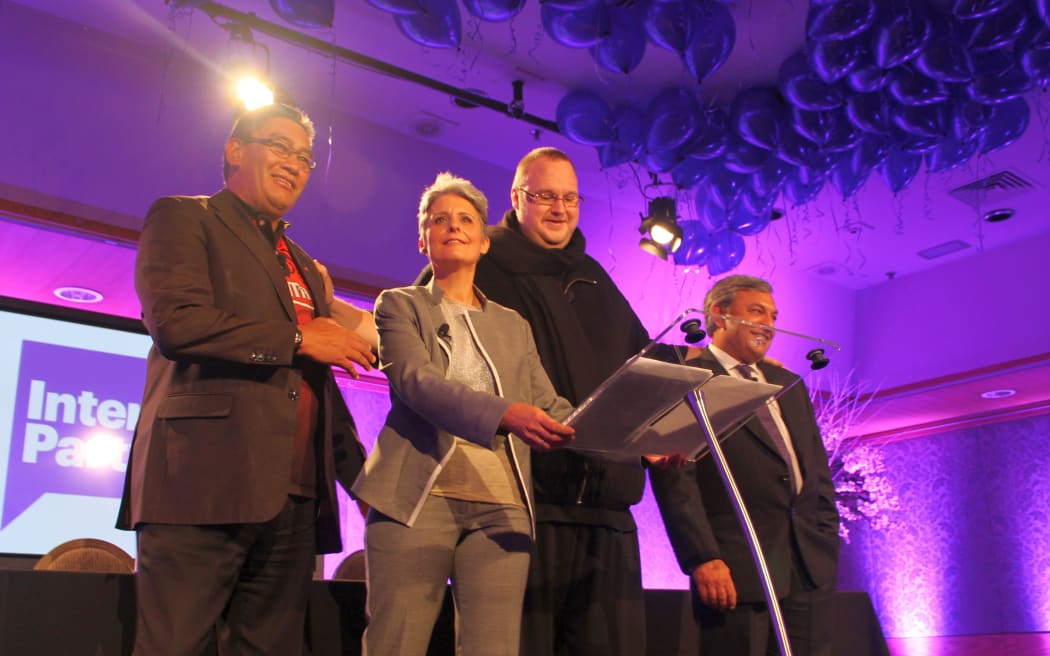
[417, 172, 489, 239]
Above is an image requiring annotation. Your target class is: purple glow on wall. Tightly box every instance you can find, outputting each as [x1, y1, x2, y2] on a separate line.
[838, 413, 1050, 638]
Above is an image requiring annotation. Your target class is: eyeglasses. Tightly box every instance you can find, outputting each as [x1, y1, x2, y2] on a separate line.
[516, 187, 583, 208]
[241, 137, 317, 171]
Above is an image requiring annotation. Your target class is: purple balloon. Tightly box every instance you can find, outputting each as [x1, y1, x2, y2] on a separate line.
[779, 52, 845, 110]
[793, 106, 859, 151]
[590, 4, 647, 74]
[462, 0, 525, 21]
[915, 37, 974, 83]
[879, 148, 923, 193]
[898, 132, 943, 153]
[639, 148, 684, 173]
[706, 168, 747, 211]
[598, 104, 645, 168]
[728, 204, 772, 236]
[777, 127, 831, 171]
[887, 66, 950, 106]
[847, 91, 894, 134]
[269, 0, 334, 27]
[683, 108, 730, 160]
[696, 189, 729, 231]
[541, 3, 611, 48]
[892, 102, 947, 139]
[968, 47, 1033, 103]
[1035, 0, 1050, 28]
[783, 166, 826, 205]
[1021, 45, 1050, 87]
[724, 133, 771, 173]
[541, 0, 599, 9]
[978, 96, 1030, 153]
[730, 87, 784, 151]
[706, 229, 746, 275]
[963, 2, 1029, 52]
[365, 0, 422, 15]
[875, 13, 932, 69]
[852, 134, 891, 173]
[556, 90, 615, 145]
[682, 2, 735, 82]
[395, 0, 461, 48]
[951, 0, 1013, 19]
[829, 153, 871, 198]
[753, 157, 793, 198]
[950, 98, 993, 141]
[646, 87, 701, 154]
[739, 185, 778, 217]
[807, 0, 877, 41]
[672, 221, 711, 267]
[847, 63, 889, 92]
[926, 133, 979, 172]
[810, 33, 868, 83]
[671, 157, 718, 189]
[645, 0, 696, 53]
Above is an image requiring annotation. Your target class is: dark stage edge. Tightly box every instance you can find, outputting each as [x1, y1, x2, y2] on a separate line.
[0, 569, 887, 655]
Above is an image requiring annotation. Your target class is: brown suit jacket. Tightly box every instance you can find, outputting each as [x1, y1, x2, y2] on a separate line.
[117, 189, 364, 553]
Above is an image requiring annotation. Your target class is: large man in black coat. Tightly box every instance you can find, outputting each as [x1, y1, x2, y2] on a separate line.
[419, 147, 651, 655]
[651, 275, 839, 656]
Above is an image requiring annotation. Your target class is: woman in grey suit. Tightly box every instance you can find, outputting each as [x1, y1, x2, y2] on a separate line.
[351, 172, 575, 656]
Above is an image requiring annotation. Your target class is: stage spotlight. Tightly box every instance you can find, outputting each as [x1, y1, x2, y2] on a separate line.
[224, 25, 276, 110]
[638, 196, 683, 259]
[235, 74, 275, 110]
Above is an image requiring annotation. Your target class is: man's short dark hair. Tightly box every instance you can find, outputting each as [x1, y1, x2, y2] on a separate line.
[223, 103, 316, 180]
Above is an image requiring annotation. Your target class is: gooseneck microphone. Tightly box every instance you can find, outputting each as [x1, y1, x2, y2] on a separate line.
[711, 313, 841, 370]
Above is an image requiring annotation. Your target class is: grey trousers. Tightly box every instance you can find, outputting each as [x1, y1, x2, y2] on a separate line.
[363, 495, 532, 656]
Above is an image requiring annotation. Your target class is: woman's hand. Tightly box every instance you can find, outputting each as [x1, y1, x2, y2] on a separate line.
[499, 403, 575, 452]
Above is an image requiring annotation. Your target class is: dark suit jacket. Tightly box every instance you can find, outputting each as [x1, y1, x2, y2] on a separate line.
[117, 189, 365, 554]
[650, 348, 839, 603]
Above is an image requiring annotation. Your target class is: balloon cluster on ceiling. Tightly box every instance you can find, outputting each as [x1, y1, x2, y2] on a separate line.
[365, 0, 1049, 274]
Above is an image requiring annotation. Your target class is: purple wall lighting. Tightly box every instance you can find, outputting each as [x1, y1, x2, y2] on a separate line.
[837, 413, 1050, 638]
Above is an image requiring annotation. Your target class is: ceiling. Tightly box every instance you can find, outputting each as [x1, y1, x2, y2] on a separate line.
[6, 0, 1050, 290]
[2, 0, 1049, 441]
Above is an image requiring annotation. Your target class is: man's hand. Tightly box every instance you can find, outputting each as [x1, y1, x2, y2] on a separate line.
[643, 453, 691, 469]
[313, 258, 336, 306]
[314, 258, 380, 350]
[298, 317, 376, 378]
[692, 559, 737, 611]
[499, 402, 575, 452]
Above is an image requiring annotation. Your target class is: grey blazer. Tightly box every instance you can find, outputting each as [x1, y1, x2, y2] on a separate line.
[351, 281, 573, 532]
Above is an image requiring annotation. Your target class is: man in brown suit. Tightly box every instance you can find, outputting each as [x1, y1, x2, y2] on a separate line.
[117, 103, 376, 655]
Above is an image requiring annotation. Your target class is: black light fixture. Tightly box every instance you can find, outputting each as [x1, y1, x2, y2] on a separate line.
[638, 196, 683, 260]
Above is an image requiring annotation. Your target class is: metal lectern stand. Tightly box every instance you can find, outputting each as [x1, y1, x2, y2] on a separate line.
[564, 308, 811, 656]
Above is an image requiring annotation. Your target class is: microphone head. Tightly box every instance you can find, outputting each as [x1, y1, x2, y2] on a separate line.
[806, 348, 830, 370]
[437, 323, 450, 339]
[680, 319, 706, 344]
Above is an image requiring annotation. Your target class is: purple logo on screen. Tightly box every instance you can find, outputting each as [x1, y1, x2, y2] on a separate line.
[2, 341, 143, 528]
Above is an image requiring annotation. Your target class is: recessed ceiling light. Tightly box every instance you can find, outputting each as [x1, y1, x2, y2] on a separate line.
[981, 389, 1016, 399]
[53, 286, 104, 303]
[983, 208, 1015, 223]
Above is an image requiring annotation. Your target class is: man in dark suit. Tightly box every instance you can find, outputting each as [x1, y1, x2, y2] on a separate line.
[117, 103, 376, 655]
[651, 274, 840, 656]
